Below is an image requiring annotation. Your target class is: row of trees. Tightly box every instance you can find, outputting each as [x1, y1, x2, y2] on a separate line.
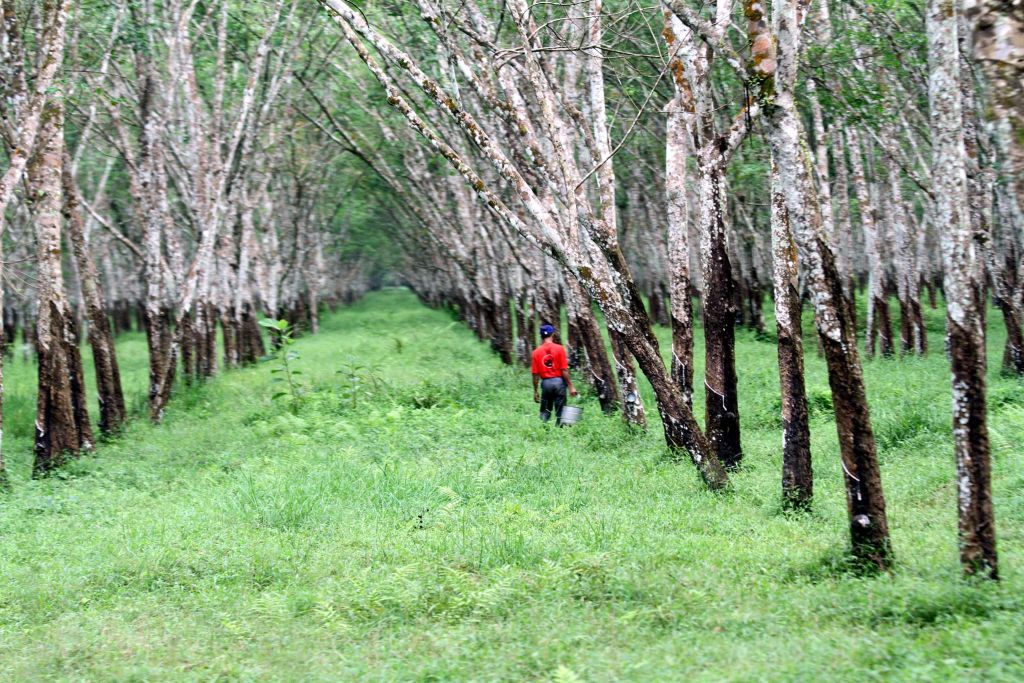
[304, 0, 1020, 579]
[0, 0, 1019, 580]
[0, 1, 374, 484]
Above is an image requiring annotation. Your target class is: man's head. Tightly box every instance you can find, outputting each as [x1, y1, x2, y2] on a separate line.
[540, 323, 556, 340]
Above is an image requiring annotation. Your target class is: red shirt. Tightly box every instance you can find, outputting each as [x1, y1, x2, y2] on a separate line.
[531, 340, 568, 379]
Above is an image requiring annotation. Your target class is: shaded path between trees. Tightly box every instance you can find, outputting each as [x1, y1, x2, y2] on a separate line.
[0, 289, 1022, 679]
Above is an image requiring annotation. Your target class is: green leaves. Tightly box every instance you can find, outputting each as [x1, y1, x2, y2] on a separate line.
[259, 318, 291, 331]
[260, 318, 305, 411]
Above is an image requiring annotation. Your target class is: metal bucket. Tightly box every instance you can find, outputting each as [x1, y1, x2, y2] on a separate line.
[560, 405, 582, 426]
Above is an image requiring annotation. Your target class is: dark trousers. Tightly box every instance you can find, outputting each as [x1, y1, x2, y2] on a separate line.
[539, 377, 567, 425]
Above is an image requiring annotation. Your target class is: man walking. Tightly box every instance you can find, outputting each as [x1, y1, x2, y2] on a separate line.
[532, 323, 578, 424]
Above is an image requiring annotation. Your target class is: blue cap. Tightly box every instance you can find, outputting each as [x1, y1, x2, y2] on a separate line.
[540, 324, 556, 337]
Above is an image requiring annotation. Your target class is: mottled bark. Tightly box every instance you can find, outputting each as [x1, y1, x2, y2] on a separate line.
[666, 95, 695, 409]
[963, 0, 1024, 202]
[732, 207, 767, 336]
[0, 0, 72, 220]
[200, 303, 218, 379]
[494, 295, 515, 366]
[609, 328, 647, 428]
[0, 238, 6, 490]
[749, 0, 813, 509]
[764, 0, 892, 567]
[31, 101, 93, 475]
[0, 0, 72, 485]
[222, 307, 240, 369]
[997, 301, 1024, 375]
[849, 131, 893, 358]
[699, 161, 742, 468]
[831, 129, 857, 307]
[515, 289, 534, 366]
[586, 1, 643, 426]
[537, 282, 562, 341]
[241, 305, 267, 364]
[886, 153, 927, 356]
[62, 152, 127, 435]
[564, 314, 588, 389]
[566, 278, 620, 415]
[663, 5, 745, 468]
[993, 236, 1024, 375]
[133, 50, 177, 422]
[771, 170, 813, 509]
[928, 0, 998, 579]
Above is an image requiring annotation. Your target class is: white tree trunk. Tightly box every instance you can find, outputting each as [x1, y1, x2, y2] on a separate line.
[927, 0, 998, 579]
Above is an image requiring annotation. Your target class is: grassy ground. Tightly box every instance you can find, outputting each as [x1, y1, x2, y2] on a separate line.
[1, 288, 1022, 681]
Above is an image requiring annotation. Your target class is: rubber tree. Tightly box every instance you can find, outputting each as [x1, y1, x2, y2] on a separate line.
[927, 0, 998, 579]
[62, 152, 127, 436]
[30, 99, 94, 475]
[318, 0, 729, 488]
[673, 0, 895, 566]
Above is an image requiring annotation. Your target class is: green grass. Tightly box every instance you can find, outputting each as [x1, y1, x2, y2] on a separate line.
[1, 288, 1023, 681]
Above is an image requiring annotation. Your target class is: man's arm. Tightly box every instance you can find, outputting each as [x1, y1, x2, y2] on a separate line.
[561, 368, 579, 397]
[556, 345, 578, 397]
[533, 373, 541, 402]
